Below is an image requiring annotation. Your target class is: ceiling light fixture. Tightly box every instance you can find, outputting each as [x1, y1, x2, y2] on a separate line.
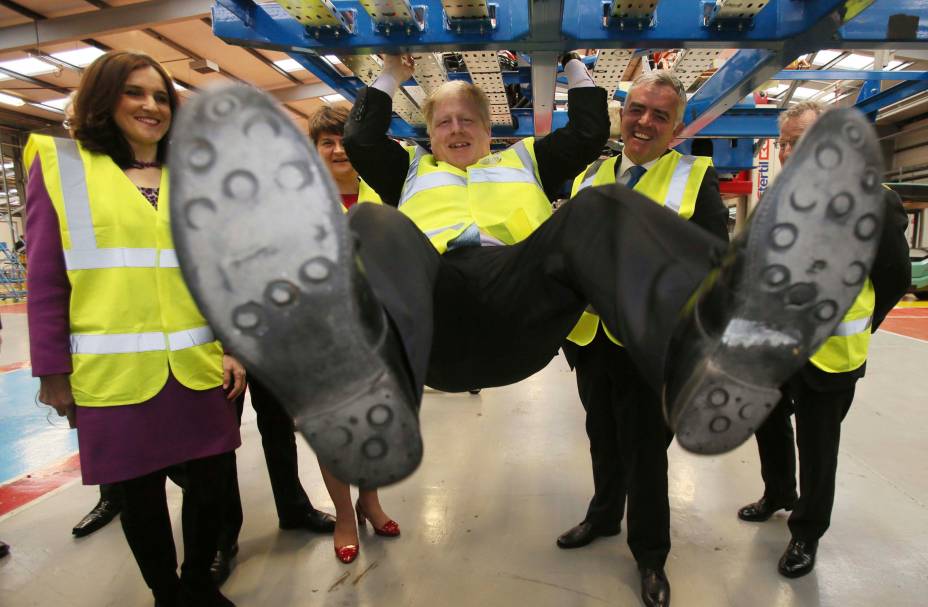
[0, 92, 26, 107]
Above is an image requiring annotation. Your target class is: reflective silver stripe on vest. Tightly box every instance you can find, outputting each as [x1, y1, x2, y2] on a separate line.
[167, 326, 215, 351]
[159, 249, 179, 268]
[64, 248, 158, 270]
[468, 166, 538, 184]
[664, 155, 697, 213]
[71, 326, 215, 355]
[424, 222, 466, 238]
[399, 171, 467, 206]
[468, 140, 542, 185]
[54, 138, 97, 250]
[831, 316, 872, 337]
[510, 140, 540, 180]
[576, 158, 607, 192]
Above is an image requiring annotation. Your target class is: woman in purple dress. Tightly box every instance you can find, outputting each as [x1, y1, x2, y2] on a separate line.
[25, 50, 243, 607]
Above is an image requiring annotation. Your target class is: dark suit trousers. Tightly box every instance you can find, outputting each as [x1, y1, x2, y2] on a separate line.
[754, 375, 855, 542]
[574, 332, 673, 570]
[118, 451, 234, 602]
[220, 377, 317, 549]
[348, 183, 726, 397]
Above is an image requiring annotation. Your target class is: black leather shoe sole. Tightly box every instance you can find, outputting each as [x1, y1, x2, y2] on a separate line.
[669, 109, 885, 454]
[169, 84, 422, 489]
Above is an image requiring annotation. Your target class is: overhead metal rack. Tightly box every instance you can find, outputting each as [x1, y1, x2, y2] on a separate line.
[211, 0, 928, 154]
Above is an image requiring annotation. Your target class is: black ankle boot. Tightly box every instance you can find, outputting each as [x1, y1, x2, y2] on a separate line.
[663, 108, 886, 454]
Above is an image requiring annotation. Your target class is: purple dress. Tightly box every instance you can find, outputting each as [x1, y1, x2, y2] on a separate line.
[25, 157, 241, 485]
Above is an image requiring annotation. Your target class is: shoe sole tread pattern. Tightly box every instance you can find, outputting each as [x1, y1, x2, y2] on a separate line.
[169, 84, 421, 488]
[676, 109, 885, 454]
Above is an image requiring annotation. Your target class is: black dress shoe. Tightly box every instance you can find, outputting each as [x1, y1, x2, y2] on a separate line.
[556, 521, 620, 549]
[279, 508, 336, 533]
[169, 84, 421, 490]
[210, 543, 239, 586]
[778, 538, 818, 578]
[737, 495, 797, 522]
[640, 567, 670, 607]
[0, 540, 9, 558]
[72, 498, 121, 537]
[662, 108, 885, 455]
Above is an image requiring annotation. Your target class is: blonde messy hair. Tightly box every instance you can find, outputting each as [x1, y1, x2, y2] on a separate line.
[422, 80, 491, 134]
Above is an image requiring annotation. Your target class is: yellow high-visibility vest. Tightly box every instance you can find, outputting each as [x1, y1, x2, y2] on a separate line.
[397, 138, 552, 252]
[340, 178, 382, 214]
[808, 280, 874, 373]
[358, 179, 382, 205]
[805, 188, 888, 372]
[567, 151, 711, 347]
[25, 135, 223, 406]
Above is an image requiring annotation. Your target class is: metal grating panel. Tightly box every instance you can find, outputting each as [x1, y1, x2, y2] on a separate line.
[608, 0, 658, 19]
[592, 49, 635, 100]
[359, 0, 415, 23]
[410, 53, 449, 96]
[392, 91, 426, 126]
[672, 49, 723, 89]
[442, 0, 491, 20]
[711, 0, 770, 20]
[340, 54, 425, 125]
[338, 54, 383, 85]
[462, 51, 511, 126]
[276, 0, 351, 30]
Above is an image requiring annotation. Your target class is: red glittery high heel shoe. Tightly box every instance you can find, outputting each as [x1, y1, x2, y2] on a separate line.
[355, 500, 400, 537]
[334, 543, 359, 564]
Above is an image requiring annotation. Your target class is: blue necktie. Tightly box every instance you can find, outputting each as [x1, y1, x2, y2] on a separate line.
[625, 164, 647, 188]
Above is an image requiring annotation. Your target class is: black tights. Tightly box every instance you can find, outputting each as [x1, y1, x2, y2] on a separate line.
[117, 451, 234, 604]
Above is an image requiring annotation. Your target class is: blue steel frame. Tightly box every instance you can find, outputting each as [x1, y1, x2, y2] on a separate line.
[212, 0, 928, 152]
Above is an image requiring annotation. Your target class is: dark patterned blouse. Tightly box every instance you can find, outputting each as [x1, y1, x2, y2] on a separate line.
[138, 186, 159, 209]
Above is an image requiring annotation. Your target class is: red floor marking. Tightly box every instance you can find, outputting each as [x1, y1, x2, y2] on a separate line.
[880, 306, 928, 340]
[0, 452, 81, 517]
[881, 319, 928, 341]
[0, 361, 30, 373]
[0, 303, 26, 313]
[887, 307, 928, 318]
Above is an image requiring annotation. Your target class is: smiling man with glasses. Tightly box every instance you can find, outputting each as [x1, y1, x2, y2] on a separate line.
[737, 99, 911, 579]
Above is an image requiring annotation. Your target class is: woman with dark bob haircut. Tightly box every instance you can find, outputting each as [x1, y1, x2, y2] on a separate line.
[24, 50, 244, 607]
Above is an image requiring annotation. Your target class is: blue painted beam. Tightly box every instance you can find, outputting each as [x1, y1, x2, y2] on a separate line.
[838, 0, 928, 49]
[771, 70, 928, 81]
[213, 0, 531, 55]
[212, 0, 916, 53]
[560, 0, 879, 49]
[854, 79, 928, 118]
[695, 110, 779, 138]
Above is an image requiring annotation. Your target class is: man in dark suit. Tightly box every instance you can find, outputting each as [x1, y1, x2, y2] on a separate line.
[737, 100, 911, 578]
[558, 71, 729, 607]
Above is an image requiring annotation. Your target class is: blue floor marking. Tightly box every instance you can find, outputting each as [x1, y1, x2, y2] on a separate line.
[0, 368, 78, 484]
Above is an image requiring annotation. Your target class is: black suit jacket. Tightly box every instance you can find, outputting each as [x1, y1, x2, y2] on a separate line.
[343, 86, 609, 206]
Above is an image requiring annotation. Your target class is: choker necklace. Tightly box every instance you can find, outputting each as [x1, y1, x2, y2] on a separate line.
[128, 160, 161, 169]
